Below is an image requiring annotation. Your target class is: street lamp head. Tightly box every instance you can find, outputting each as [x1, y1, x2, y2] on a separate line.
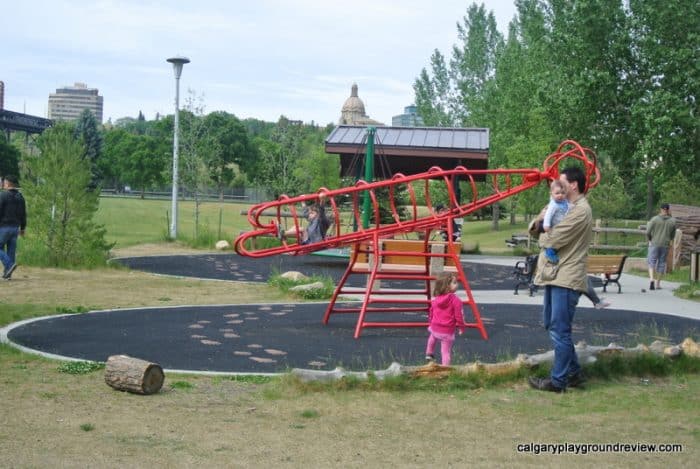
[167, 56, 190, 79]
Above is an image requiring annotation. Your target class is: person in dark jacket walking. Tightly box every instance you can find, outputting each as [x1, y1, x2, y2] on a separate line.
[0, 175, 27, 279]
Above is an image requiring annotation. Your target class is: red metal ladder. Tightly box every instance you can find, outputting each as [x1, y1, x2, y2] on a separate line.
[323, 232, 488, 339]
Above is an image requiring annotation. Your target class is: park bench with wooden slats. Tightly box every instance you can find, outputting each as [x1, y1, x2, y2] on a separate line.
[587, 254, 628, 293]
[505, 233, 530, 248]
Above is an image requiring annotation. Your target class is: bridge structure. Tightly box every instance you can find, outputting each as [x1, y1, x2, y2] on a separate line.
[0, 109, 52, 139]
[234, 139, 599, 338]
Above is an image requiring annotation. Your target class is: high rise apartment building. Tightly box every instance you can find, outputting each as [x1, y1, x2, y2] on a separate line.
[48, 82, 103, 123]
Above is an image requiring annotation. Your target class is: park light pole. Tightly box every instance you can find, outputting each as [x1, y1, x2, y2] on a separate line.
[167, 55, 190, 239]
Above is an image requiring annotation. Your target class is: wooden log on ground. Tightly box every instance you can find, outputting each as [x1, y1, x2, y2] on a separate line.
[288, 338, 700, 382]
[104, 354, 164, 395]
[291, 362, 403, 383]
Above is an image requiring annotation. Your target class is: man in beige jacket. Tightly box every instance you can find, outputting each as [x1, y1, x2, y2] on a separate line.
[529, 167, 593, 393]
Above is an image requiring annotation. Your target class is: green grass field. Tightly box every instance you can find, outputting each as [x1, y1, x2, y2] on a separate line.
[95, 197, 253, 248]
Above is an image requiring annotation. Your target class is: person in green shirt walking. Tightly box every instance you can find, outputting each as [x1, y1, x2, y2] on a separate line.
[646, 203, 677, 290]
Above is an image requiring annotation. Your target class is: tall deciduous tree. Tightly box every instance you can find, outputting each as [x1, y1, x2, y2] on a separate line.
[414, 4, 503, 128]
[451, 3, 503, 126]
[126, 134, 167, 198]
[251, 137, 283, 194]
[178, 90, 217, 240]
[626, 0, 700, 217]
[485, 4, 558, 226]
[100, 127, 132, 190]
[586, 154, 631, 220]
[414, 50, 456, 126]
[203, 111, 255, 200]
[292, 145, 341, 194]
[256, 116, 304, 195]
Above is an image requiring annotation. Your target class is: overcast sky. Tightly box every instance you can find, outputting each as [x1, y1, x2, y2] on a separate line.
[2, 0, 517, 126]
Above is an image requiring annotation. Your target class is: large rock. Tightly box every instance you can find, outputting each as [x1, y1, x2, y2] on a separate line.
[280, 271, 309, 282]
[215, 240, 230, 250]
[289, 281, 325, 293]
[681, 338, 700, 357]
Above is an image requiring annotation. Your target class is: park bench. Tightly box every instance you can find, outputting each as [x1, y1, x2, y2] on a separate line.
[586, 254, 628, 293]
[512, 254, 539, 296]
[513, 253, 627, 295]
[505, 233, 530, 248]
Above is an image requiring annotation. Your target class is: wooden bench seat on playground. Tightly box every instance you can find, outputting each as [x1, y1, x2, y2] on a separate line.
[587, 254, 628, 293]
[350, 239, 459, 275]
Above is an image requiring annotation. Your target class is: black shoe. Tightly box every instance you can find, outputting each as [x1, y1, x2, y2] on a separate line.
[425, 354, 435, 362]
[3, 263, 17, 279]
[649, 281, 655, 291]
[528, 376, 565, 393]
[567, 371, 587, 388]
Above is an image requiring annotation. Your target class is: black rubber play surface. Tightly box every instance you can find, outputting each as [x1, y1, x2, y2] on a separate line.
[8, 254, 697, 373]
[115, 253, 516, 290]
[9, 301, 698, 373]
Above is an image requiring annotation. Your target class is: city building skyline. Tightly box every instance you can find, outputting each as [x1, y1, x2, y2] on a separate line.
[48, 82, 103, 123]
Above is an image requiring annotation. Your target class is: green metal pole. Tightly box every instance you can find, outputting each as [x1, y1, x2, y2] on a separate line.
[362, 126, 376, 229]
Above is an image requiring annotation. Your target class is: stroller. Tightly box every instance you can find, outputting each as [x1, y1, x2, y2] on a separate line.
[513, 254, 539, 296]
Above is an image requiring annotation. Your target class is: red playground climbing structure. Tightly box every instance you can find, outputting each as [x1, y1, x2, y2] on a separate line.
[234, 140, 599, 338]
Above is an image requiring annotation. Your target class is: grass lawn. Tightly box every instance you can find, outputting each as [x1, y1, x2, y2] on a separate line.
[95, 197, 253, 248]
[1, 198, 697, 465]
[2, 342, 697, 466]
[1, 261, 699, 465]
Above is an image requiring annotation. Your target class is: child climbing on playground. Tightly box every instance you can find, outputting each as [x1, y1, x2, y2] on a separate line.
[542, 179, 568, 264]
[278, 193, 330, 245]
[425, 272, 466, 366]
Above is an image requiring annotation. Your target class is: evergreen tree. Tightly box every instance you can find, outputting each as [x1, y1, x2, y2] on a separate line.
[73, 109, 103, 189]
[21, 123, 112, 266]
[0, 136, 21, 177]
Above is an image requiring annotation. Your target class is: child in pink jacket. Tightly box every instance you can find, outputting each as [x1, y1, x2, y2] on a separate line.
[425, 272, 466, 365]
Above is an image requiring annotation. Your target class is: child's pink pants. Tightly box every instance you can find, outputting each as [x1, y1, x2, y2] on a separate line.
[425, 329, 455, 366]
